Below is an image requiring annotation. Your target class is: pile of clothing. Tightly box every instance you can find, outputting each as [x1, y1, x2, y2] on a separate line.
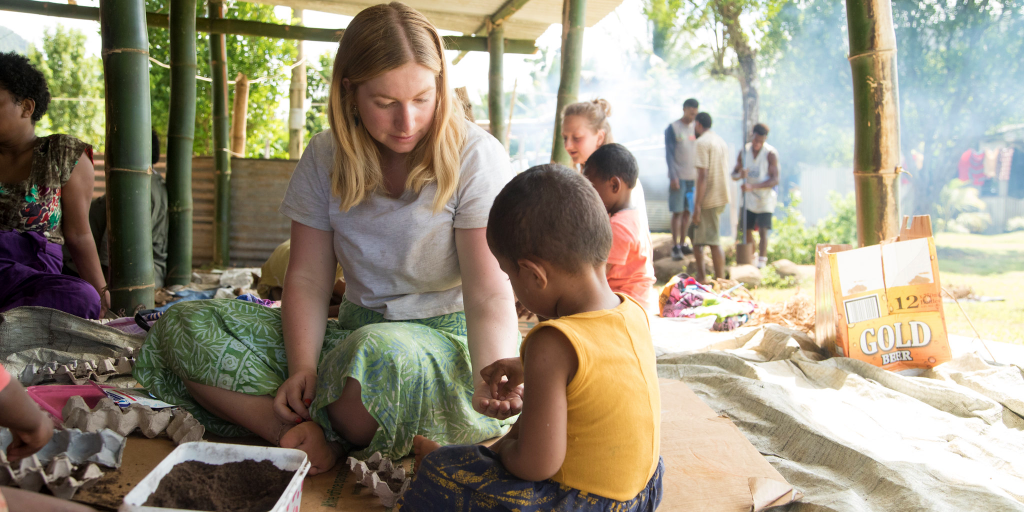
[658, 274, 756, 331]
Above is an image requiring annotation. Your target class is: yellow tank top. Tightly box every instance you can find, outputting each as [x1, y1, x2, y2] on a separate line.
[522, 294, 661, 501]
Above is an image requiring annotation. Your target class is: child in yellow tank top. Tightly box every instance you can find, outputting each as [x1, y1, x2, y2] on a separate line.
[398, 165, 663, 511]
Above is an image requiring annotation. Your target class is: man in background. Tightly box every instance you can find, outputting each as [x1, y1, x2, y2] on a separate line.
[665, 98, 699, 260]
[732, 123, 779, 269]
[691, 112, 731, 284]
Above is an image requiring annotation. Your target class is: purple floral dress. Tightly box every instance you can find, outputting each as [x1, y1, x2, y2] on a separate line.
[0, 134, 101, 319]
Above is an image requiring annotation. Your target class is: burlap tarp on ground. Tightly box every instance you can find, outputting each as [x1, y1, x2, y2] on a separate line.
[655, 324, 1024, 511]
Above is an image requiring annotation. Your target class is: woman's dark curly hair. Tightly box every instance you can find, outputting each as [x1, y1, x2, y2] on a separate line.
[0, 51, 51, 123]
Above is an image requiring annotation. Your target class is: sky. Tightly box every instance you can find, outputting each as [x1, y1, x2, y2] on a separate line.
[0, 0, 650, 102]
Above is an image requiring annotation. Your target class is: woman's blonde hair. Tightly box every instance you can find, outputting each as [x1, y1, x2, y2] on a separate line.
[561, 98, 614, 144]
[327, 2, 465, 212]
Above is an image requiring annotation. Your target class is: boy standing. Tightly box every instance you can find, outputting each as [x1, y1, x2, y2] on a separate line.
[583, 144, 657, 311]
[400, 165, 662, 511]
[691, 112, 731, 284]
[732, 123, 779, 269]
[665, 98, 700, 260]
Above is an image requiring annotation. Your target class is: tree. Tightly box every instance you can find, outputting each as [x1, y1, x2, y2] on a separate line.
[304, 52, 332, 142]
[28, 26, 105, 148]
[893, 0, 1024, 216]
[146, 0, 297, 158]
[649, 0, 786, 144]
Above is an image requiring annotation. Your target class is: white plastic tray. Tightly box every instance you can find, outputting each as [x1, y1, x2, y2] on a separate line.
[120, 442, 311, 512]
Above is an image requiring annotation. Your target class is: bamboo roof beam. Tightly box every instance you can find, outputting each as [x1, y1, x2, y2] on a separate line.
[0, 0, 539, 53]
[453, 0, 534, 65]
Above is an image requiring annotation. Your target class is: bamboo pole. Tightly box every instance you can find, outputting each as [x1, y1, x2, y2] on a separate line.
[0, 0, 539, 53]
[164, 0, 196, 286]
[550, 0, 585, 165]
[505, 78, 517, 152]
[100, 0, 154, 311]
[231, 72, 249, 156]
[288, 9, 305, 159]
[488, 22, 505, 149]
[209, 0, 231, 267]
[845, 0, 902, 246]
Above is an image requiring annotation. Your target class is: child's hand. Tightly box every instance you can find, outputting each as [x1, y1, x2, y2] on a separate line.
[481, 358, 525, 400]
[6, 414, 53, 462]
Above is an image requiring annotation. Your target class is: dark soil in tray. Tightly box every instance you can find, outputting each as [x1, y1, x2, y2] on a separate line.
[143, 459, 295, 511]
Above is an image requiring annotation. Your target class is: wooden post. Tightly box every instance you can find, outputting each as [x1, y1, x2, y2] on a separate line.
[288, 8, 306, 159]
[165, 0, 196, 286]
[231, 72, 249, 156]
[209, 0, 231, 267]
[550, 0, 585, 165]
[846, 0, 902, 246]
[99, 0, 154, 311]
[488, 21, 505, 148]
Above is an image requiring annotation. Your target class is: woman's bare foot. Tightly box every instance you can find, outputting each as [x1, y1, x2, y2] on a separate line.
[412, 435, 441, 472]
[280, 421, 343, 475]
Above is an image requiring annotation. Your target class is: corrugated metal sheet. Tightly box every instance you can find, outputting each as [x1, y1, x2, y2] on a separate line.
[93, 155, 296, 268]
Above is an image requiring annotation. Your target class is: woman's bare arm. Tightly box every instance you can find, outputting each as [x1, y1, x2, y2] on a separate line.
[455, 227, 520, 419]
[275, 221, 336, 422]
[61, 152, 108, 310]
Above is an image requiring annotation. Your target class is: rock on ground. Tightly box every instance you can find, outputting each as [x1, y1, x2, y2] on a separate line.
[771, 259, 800, 277]
[729, 264, 762, 287]
[652, 234, 674, 261]
[654, 257, 685, 284]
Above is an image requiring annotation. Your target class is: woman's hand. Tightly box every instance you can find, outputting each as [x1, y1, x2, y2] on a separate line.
[474, 358, 524, 420]
[274, 369, 317, 424]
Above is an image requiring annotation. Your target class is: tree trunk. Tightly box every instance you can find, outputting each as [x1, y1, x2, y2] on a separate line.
[99, 0, 154, 311]
[209, 0, 231, 267]
[719, 2, 758, 143]
[846, 0, 902, 246]
[488, 22, 506, 149]
[165, 0, 196, 286]
[231, 72, 249, 156]
[288, 8, 305, 159]
[550, 0, 586, 165]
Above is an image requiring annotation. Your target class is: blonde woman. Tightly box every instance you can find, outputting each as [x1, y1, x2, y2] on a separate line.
[561, 99, 652, 236]
[134, 2, 520, 474]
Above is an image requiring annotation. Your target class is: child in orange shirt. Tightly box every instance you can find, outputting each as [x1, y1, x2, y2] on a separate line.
[0, 364, 96, 511]
[583, 143, 658, 311]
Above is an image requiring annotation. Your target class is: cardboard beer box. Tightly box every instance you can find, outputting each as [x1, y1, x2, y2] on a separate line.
[814, 216, 951, 371]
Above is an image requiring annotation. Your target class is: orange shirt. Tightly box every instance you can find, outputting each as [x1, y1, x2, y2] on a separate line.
[0, 363, 10, 392]
[607, 208, 657, 311]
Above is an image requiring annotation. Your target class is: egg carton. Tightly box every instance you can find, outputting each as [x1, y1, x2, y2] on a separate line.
[347, 452, 410, 508]
[20, 350, 136, 386]
[62, 396, 204, 444]
[0, 454, 104, 500]
[0, 427, 126, 469]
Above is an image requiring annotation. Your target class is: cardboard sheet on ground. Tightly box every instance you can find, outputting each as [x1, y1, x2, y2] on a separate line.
[71, 380, 796, 511]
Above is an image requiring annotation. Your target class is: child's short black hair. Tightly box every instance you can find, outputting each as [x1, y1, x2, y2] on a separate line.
[696, 112, 712, 129]
[683, 98, 699, 109]
[487, 164, 612, 274]
[0, 51, 50, 123]
[583, 143, 638, 188]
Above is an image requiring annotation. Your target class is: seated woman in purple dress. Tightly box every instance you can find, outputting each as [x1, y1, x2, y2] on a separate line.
[0, 51, 108, 319]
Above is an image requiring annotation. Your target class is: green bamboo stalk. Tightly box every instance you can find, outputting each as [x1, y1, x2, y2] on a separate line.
[209, 0, 230, 267]
[100, 0, 154, 311]
[0, 0, 538, 53]
[488, 23, 506, 149]
[165, 0, 196, 286]
[453, 0, 535, 65]
[550, 0, 586, 165]
[845, 0, 903, 246]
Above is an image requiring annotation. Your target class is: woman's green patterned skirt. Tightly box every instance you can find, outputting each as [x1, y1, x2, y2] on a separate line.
[133, 299, 513, 458]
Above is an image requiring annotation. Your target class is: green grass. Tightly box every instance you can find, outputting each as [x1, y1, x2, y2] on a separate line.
[747, 232, 1024, 346]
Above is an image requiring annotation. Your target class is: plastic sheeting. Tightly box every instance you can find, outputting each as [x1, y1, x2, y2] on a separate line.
[657, 325, 1024, 511]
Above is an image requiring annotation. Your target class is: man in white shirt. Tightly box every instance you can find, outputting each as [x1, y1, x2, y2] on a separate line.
[731, 123, 779, 269]
[664, 98, 699, 260]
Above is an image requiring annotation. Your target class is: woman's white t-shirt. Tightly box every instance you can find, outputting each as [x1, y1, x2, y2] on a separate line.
[280, 120, 513, 320]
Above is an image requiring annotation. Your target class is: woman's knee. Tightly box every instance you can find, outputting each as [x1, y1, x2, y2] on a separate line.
[326, 378, 378, 446]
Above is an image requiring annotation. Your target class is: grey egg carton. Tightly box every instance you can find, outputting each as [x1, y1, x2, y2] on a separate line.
[20, 349, 136, 385]
[347, 452, 410, 508]
[62, 396, 204, 444]
[0, 427, 123, 500]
